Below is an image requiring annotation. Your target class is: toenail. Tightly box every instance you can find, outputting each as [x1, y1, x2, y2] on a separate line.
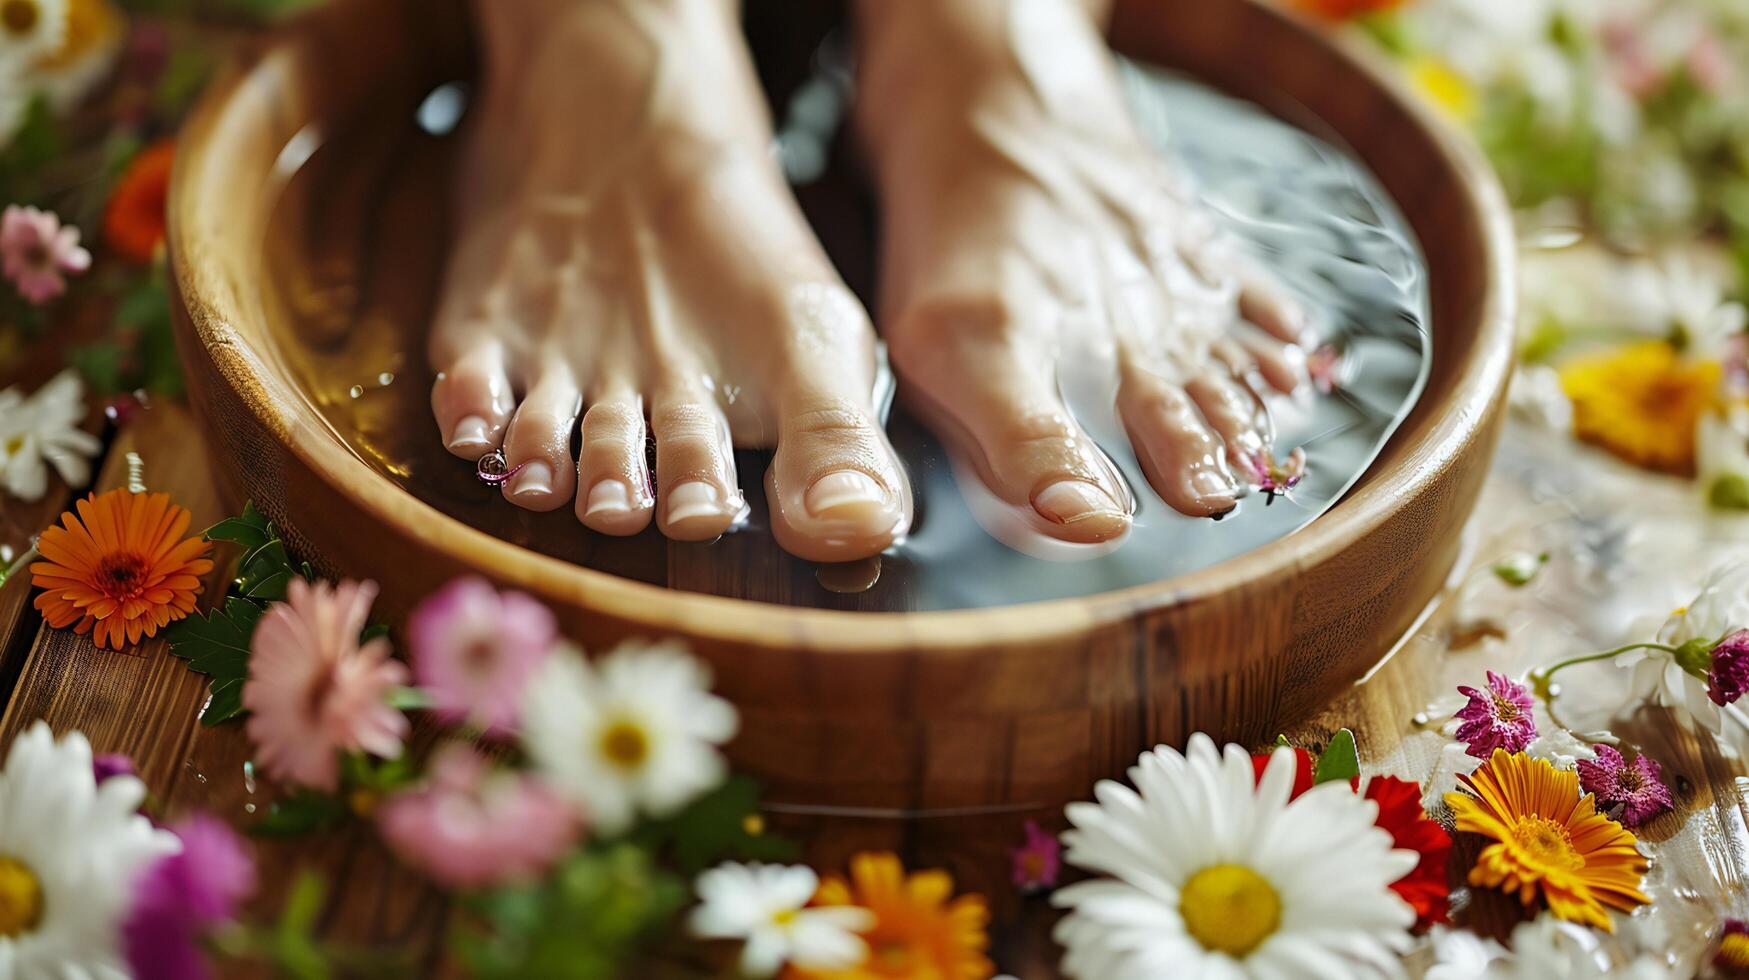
[1192, 469, 1239, 498]
[585, 480, 633, 516]
[1034, 481, 1125, 526]
[667, 481, 725, 525]
[805, 470, 886, 519]
[507, 461, 553, 498]
[448, 416, 492, 452]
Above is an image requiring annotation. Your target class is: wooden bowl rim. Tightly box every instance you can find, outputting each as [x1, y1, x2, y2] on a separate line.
[167, 0, 1515, 653]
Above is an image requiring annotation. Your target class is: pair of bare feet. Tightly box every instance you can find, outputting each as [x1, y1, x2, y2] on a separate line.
[429, 0, 1312, 564]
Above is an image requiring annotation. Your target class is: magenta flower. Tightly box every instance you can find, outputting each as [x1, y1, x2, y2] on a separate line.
[1, 205, 92, 304]
[1010, 820, 1061, 893]
[1708, 630, 1749, 707]
[1453, 671, 1538, 759]
[1576, 744, 1673, 828]
[242, 578, 410, 790]
[408, 576, 557, 735]
[378, 744, 580, 889]
[94, 752, 136, 783]
[123, 814, 256, 980]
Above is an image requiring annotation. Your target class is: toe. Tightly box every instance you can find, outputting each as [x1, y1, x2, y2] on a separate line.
[576, 386, 655, 535]
[431, 339, 515, 459]
[1185, 371, 1272, 484]
[651, 387, 744, 541]
[1238, 269, 1310, 346]
[767, 388, 910, 563]
[1118, 363, 1238, 517]
[500, 366, 582, 511]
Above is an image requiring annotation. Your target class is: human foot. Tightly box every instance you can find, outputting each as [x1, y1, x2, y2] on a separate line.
[429, 0, 909, 562]
[857, 0, 1311, 543]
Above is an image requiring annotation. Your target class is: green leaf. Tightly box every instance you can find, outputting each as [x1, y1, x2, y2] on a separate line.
[629, 775, 796, 874]
[1273, 734, 1291, 748]
[165, 597, 264, 726]
[250, 792, 347, 838]
[1491, 551, 1551, 587]
[1710, 474, 1749, 512]
[1312, 729, 1360, 785]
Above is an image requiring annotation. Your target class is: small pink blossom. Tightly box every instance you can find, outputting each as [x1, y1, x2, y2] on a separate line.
[1, 205, 92, 304]
[1576, 745, 1673, 828]
[123, 814, 256, 980]
[378, 744, 580, 889]
[408, 576, 556, 735]
[1687, 33, 1734, 96]
[1708, 630, 1749, 707]
[242, 578, 409, 790]
[1010, 820, 1061, 893]
[1453, 671, 1538, 759]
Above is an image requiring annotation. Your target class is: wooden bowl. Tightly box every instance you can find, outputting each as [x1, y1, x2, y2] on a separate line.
[167, 0, 1513, 810]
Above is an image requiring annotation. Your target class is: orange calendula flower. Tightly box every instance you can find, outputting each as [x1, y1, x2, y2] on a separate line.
[1560, 341, 1721, 475]
[31, 488, 213, 649]
[789, 852, 993, 980]
[104, 140, 175, 265]
[1445, 749, 1650, 932]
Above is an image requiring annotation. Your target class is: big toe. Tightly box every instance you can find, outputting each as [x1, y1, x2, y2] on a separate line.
[431, 339, 515, 459]
[767, 389, 911, 563]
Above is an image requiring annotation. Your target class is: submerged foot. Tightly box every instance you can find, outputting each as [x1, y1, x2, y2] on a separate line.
[430, 0, 909, 562]
[858, 0, 1311, 543]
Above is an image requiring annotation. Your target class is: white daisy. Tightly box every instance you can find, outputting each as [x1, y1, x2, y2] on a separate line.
[1423, 924, 1506, 980]
[1698, 406, 1749, 510]
[1616, 563, 1749, 732]
[688, 862, 872, 977]
[1491, 917, 1677, 979]
[1052, 735, 1417, 979]
[520, 641, 738, 835]
[0, 369, 102, 502]
[0, 721, 178, 979]
[0, 0, 67, 71]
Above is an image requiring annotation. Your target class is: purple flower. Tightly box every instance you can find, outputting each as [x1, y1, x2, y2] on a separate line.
[123, 814, 256, 980]
[1708, 630, 1749, 706]
[1453, 671, 1538, 759]
[408, 577, 558, 735]
[1009, 820, 1061, 893]
[94, 752, 136, 783]
[1576, 745, 1674, 828]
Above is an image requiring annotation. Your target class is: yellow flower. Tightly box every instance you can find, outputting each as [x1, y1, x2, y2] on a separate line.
[1445, 750, 1650, 932]
[1408, 56, 1477, 125]
[1559, 341, 1721, 475]
[789, 852, 992, 980]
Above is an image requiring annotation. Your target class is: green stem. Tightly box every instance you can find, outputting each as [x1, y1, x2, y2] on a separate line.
[1531, 642, 1681, 699]
[0, 544, 39, 589]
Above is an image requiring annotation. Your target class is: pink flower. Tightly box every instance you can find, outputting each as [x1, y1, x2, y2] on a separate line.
[1686, 33, 1734, 96]
[1, 205, 92, 304]
[1453, 670, 1538, 759]
[377, 744, 580, 889]
[242, 578, 409, 790]
[1576, 745, 1673, 828]
[123, 814, 256, 980]
[1010, 820, 1061, 893]
[408, 576, 556, 735]
[1708, 630, 1749, 707]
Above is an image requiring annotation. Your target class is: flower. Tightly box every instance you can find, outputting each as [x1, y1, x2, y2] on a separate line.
[1699, 407, 1749, 511]
[1493, 915, 1673, 979]
[1559, 341, 1721, 475]
[0, 368, 100, 502]
[1445, 749, 1649, 931]
[1055, 737, 1416, 978]
[1009, 820, 1060, 893]
[92, 751, 134, 783]
[794, 852, 991, 980]
[104, 140, 174, 264]
[122, 814, 255, 980]
[28, 0, 124, 111]
[1708, 629, 1749, 706]
[520, 641, 737, 835]
[377, 744, 578, 889]
[1363, 776, 1451, 929]
[0, 721, 178, 977]
[242, 578, 409, 790]
[0, 204, 90, 304]
[1616, 564, 1749, 729]
[1424, 924, 1505, 980]
[30, 488, 214, 649]
[1454, 671, 1539, 758]
[0, 0, 67, 68]
[407, 576, 556, 735]
[689, 862, 872, 977]
[1718, 919, 1749, 976]
[1290, 0, 1404, 21]
[1409, 55, 1478, 123]
[1575, 746, 1672, 829]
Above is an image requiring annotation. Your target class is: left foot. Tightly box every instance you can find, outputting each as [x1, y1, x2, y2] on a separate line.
[857, 0, 1312, 542]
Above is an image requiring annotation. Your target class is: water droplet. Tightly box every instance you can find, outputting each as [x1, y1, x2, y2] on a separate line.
[817, 556, 882, 594]
[183, 761, 208, 784]
[377, 371, 395, 387]
[242, 760, 257, 796]
[244, 803, 257, 814]
[348, 385, 365, 399]
[1411, 712, 1429, 727]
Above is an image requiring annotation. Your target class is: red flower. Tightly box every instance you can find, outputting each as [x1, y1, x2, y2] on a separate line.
[1253, 751, 1451, 930]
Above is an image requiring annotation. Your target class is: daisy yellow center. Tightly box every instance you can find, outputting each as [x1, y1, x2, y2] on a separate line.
[2, 434, 22, 456]
[771, 907, 798, 927]
[95, 551, 151, 598]
[1719, 932, 1749, 969]
[1508, 815, 1583, 873]
[598, 719, 650, 770]
[1180, 863, 1281, 958]
[1, 0, 38, 36]
[0, 855, 43, 937]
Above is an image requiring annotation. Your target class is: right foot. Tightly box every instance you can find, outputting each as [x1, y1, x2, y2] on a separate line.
[429, 0, 910, 563]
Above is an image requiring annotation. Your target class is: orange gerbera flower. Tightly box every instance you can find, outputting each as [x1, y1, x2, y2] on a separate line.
[30, 488, 213, 649]
[104, 140, 175, 265]
[789, 852, 992, 980]
[1445, 749, 1651, 932]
